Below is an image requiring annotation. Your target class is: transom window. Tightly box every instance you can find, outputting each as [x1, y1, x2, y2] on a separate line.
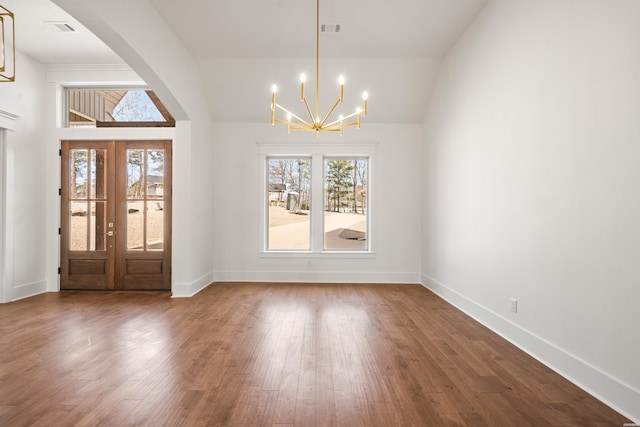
[65, 88, 175, 128]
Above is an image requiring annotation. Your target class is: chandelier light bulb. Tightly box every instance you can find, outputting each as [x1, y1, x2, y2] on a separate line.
[271, 85, 277, 125]
[338, 75, 345, 102]
[362, 91, 368, 116]
[299, 74, 306, 101]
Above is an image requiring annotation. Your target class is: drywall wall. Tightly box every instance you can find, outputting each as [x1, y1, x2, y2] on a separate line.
[0, 52, 47, 301]
[422, 0, 640, 420]
[212, 122, 422, 283]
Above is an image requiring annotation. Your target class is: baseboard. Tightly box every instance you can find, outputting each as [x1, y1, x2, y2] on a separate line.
[213, 270, 421, 284]
[10, 280, 48, 302]
[172, 272, 214, 298]
[421, 274, 640, 423]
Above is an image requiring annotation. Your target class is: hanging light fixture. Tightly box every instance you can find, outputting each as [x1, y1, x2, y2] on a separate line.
[0, 4, 15, 82]
[270, 0, 368, 135]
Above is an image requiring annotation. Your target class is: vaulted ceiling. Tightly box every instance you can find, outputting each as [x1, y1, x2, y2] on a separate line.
[3, 0, 489, 123]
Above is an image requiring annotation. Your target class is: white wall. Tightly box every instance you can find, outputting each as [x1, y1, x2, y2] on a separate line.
[422, 0, 640, 421]
[212, 123, 422, 283]
[0, 52, 47, 301]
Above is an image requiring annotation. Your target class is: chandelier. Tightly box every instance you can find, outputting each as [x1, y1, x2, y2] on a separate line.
[0, 4, 15, 82]
[270, 0, 368, 135]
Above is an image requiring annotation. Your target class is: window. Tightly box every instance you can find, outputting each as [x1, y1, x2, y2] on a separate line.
[260, 141, 375, 255]
[65, 88, 175, 128]
[267, 158, 311, 250]
[324, 158, 368, 251]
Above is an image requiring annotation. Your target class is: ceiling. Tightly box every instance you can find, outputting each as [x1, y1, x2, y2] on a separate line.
[3, 0, 489, 122]
[1, 0, 123, 64]
[147, 0, 488, 60]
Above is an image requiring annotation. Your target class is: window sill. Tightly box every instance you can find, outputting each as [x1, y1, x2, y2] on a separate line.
[259, 251, 376, 259]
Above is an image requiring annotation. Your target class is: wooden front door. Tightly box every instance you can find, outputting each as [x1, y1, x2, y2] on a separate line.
[60, 140, 172, 291]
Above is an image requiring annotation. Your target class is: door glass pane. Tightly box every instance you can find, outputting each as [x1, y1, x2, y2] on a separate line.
[127, 201, 144, 250]
[90, 201, 107, 251]
[70, 149, 88, 198]
[146, 150, 164, 199]
[324, 159, 368, 251]
[127, 149, 145, 199]
[267, 158, 311, 250]
[70, 201, 88, 251]
[91, 149, 107, 199]
[125, 148, 166, 251]
[148, 201, 164, 250]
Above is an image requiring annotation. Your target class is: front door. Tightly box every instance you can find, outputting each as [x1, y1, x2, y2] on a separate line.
[60, 140, 172, 291]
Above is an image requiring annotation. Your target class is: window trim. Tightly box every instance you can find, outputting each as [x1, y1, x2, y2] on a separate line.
[258, 140, 377, 258]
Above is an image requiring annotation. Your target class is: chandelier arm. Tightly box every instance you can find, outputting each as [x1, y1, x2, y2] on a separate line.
[301, 96, 315, 125]
[319, 97, 342, 128]
[289, 124, 316, 131]
[339, 121, 360, 128]
[275, 103, 314, 127]
[325, 109, 360, 128]
[273, 118, 295, 125]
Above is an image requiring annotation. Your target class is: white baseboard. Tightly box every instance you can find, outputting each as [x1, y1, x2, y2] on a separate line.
[213, 270, 421, 284]
[172, 272, 214, 298]
[10, 280, 48, 302]
[421, 274, 640, 424]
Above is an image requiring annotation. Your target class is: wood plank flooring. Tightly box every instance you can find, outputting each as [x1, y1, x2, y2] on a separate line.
[0, 283, 631, 426]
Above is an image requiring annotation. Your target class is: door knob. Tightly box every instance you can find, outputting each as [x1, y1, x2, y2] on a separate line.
[106, 231, 114, 237]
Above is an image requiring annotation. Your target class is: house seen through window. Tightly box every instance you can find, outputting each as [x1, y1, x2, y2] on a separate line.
[66, 88, 175, 128]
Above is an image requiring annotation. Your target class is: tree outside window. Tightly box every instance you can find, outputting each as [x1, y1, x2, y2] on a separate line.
[324, 158, 368, 251]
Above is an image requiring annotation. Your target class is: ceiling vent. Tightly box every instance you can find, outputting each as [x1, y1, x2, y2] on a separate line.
[44, 21, 78, 33]
[321, 23, 341, 33]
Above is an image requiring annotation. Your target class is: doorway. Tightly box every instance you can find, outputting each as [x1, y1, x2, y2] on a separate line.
[60, 140, 172, 291]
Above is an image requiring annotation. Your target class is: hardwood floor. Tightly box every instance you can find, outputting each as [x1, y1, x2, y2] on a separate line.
[0, 283, 630, 426]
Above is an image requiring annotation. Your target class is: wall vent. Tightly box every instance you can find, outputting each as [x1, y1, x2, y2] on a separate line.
[321, 23, 341, 33]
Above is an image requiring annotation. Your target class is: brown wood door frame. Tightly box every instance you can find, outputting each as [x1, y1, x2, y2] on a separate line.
[60, 140, 172, 291]
[60, 140, 116, 290]
[116, 140, 172, 291]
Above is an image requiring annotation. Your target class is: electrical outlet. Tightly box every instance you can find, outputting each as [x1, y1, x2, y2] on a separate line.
[510, 298, 518, 313]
